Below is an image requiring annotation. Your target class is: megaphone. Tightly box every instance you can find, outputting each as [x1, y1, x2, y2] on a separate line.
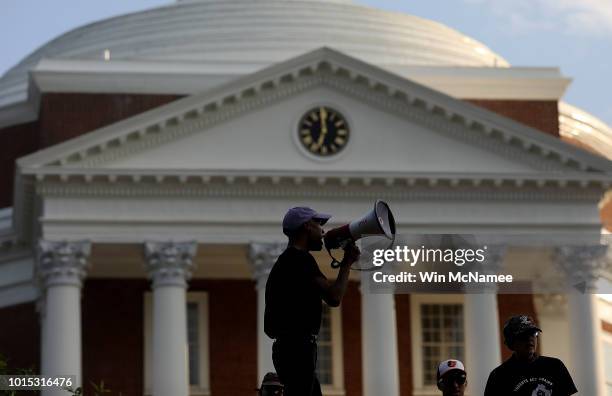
[324, 200, 396, 263]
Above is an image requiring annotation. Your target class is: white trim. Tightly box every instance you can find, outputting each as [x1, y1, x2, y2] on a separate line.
[144, 292, 211, 396]
[320, 304, 346, 396]
[31, 59, 240, 96]
[410, 294, 465, 396]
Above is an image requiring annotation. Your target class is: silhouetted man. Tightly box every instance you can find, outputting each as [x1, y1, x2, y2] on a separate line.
[484, 315, 577, 396]
[264, 207, 359, 396]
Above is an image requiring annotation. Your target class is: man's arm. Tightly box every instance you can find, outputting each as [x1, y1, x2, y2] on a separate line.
[315, 242, 360, 307]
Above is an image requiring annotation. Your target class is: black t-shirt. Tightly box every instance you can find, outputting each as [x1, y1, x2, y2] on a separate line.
[484, 355, 578, 396]
[264, 246, 325, 339]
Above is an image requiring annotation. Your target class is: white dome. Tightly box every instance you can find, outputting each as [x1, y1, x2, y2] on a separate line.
[0, 0, 509, 102]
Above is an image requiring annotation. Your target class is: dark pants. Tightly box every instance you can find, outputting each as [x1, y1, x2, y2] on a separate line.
[272, 337, 322, 396]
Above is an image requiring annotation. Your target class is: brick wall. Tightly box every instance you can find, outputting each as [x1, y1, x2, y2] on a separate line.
[82, 278, 258, 396]
[0, 121, 38, 207]
[467, 100, 559, 137]
[190, 279, 258, 396]
[341, 281, 363, 396]
[0, 302, 40, 374]
[82, 279, 149, 396]
[37, 94, 181, 148]
[395, 294, 413, 396]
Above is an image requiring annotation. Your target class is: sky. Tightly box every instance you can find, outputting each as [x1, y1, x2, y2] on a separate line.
[1, 0, 611, 126]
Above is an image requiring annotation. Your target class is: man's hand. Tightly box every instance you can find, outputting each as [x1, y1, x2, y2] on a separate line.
[341, 242, 360, 267]
[317, 242, 359, 307]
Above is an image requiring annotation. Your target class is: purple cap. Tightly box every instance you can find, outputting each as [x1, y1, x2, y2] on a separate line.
[282, 207, 331, 236]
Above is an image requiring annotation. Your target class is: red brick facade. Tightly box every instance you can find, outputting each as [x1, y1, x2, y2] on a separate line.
[190, 279, 258, 395]
[395, 294, 414, 396]
[0, 302, 40, 374]
[0, 121, 39, 208]
[467, 100, 560, 137]
[341, 282, 363, 396]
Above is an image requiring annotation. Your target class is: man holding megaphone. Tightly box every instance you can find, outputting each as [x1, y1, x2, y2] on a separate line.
[264, 206, 360, 396]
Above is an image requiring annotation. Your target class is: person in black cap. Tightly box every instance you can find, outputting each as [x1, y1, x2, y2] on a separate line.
[257, 372, 284, 396]
[484, 315, 577, 396]
[264, 206, 360, 396]
[437, 359, 467, 396]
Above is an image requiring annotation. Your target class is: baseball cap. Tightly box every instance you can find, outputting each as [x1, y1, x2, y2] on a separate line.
[437, 359, 466, 379]
[282, 207, 331, 236]
[259, 372, 283, 388]
[503, 315, 542, 342]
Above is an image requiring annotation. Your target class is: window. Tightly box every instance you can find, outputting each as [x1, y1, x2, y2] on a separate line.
[421, 304, 464, 385]
[411, 294, 465, 395]
[144, 292, 210, 395]
[316, 304, 345, 396]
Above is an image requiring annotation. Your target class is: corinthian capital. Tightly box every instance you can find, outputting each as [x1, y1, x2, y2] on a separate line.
[144, 241, 198, 288]
[248, 242, 285, 282]
[553, 245, 611, 292]
[37, 240, 91, 288]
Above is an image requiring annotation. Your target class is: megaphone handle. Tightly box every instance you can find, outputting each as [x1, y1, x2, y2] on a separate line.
[327, 247, 343, 269]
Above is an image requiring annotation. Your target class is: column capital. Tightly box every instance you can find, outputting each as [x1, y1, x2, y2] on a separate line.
[533, 294, 568, 316]
[37, 240, 91, 289]
[144, 241, 198, 288]
[248, 242, 285, 282]
[553, 245, 610, 291]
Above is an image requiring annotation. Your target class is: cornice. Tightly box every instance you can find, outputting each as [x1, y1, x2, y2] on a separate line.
[28, 170, 608, 202]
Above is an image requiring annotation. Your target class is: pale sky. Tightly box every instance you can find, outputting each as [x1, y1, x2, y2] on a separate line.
[1, 0, 611, 126]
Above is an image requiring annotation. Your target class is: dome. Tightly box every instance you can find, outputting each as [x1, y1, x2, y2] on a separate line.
[0, 0, 509, 102]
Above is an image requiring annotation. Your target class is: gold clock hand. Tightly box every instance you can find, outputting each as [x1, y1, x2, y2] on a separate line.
[320, 107, 327, 132]
[317, 107, 328, 147]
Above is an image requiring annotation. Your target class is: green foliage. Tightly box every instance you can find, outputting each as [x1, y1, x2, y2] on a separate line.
[0, 353, 35, 396]
[65, 380, 121, 395]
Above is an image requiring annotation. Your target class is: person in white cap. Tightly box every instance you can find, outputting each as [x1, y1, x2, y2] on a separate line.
[437, 359, 467, 396]
[264, 207, 360, 396]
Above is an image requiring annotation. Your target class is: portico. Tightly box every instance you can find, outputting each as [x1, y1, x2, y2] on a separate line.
[6, 48, 611, 396]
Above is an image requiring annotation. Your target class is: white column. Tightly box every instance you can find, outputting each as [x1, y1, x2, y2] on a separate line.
[361, 291, 400, 396]
[248, 242, 285, 381]
[464, 246, 504, 396]
[37, 240, 91, 396]
[555, 246, 608, 396]
[464, 294, 501, 393]
[144, 241, 197, 396]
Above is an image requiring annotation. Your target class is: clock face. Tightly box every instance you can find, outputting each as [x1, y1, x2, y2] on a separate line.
[298, 107, 350, 157]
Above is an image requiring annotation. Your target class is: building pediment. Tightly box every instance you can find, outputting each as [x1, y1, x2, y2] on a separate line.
[8, 48, 611, 246]
[17, 48, 612, 177]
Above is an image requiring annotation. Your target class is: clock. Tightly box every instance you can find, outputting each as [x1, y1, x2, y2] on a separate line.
[297, 106, 350, 156]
